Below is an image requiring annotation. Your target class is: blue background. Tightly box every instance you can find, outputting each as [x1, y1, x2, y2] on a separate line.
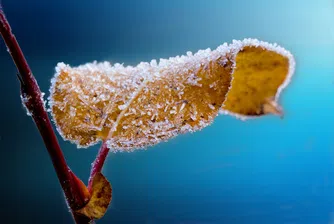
[1, 0, 334, 223]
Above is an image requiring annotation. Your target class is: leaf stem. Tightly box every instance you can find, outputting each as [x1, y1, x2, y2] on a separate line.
[88, 141, 110, 191]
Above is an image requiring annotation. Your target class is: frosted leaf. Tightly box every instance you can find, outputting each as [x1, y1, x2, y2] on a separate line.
[49, 38, 295, 151]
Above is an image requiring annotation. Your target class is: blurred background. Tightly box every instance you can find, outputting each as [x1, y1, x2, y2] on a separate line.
[0, 0, 334, 223]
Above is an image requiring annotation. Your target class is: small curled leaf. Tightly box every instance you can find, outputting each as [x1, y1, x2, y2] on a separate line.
[49, 38, 295, 151]
[75, 172, 112, 220]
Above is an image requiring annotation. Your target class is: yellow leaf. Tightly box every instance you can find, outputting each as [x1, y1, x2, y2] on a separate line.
[75, 173, 112, 220]
[49, 38, 295, 151]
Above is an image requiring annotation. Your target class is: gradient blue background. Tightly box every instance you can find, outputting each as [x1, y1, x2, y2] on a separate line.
[1, 0, 334, 223]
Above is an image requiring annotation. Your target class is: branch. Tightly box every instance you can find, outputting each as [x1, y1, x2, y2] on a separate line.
[0, 4, 91, 224]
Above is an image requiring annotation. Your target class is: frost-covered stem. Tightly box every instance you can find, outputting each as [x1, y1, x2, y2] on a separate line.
[88, 141, 110, 191]
[0, 5, 90, 224]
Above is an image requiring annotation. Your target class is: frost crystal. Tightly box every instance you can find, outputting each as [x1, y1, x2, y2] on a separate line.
[20, 93, 32, 116]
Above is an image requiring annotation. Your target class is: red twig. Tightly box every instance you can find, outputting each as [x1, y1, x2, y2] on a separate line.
[0, 4, 91, 224]
[88, 141, 110, 191]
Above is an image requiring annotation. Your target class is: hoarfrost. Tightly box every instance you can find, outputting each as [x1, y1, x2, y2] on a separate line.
[20, 93, 32, 116]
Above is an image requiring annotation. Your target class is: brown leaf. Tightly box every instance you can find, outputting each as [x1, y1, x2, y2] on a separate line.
[49, 39, 295, 151]
[75, 172, 112, 220]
